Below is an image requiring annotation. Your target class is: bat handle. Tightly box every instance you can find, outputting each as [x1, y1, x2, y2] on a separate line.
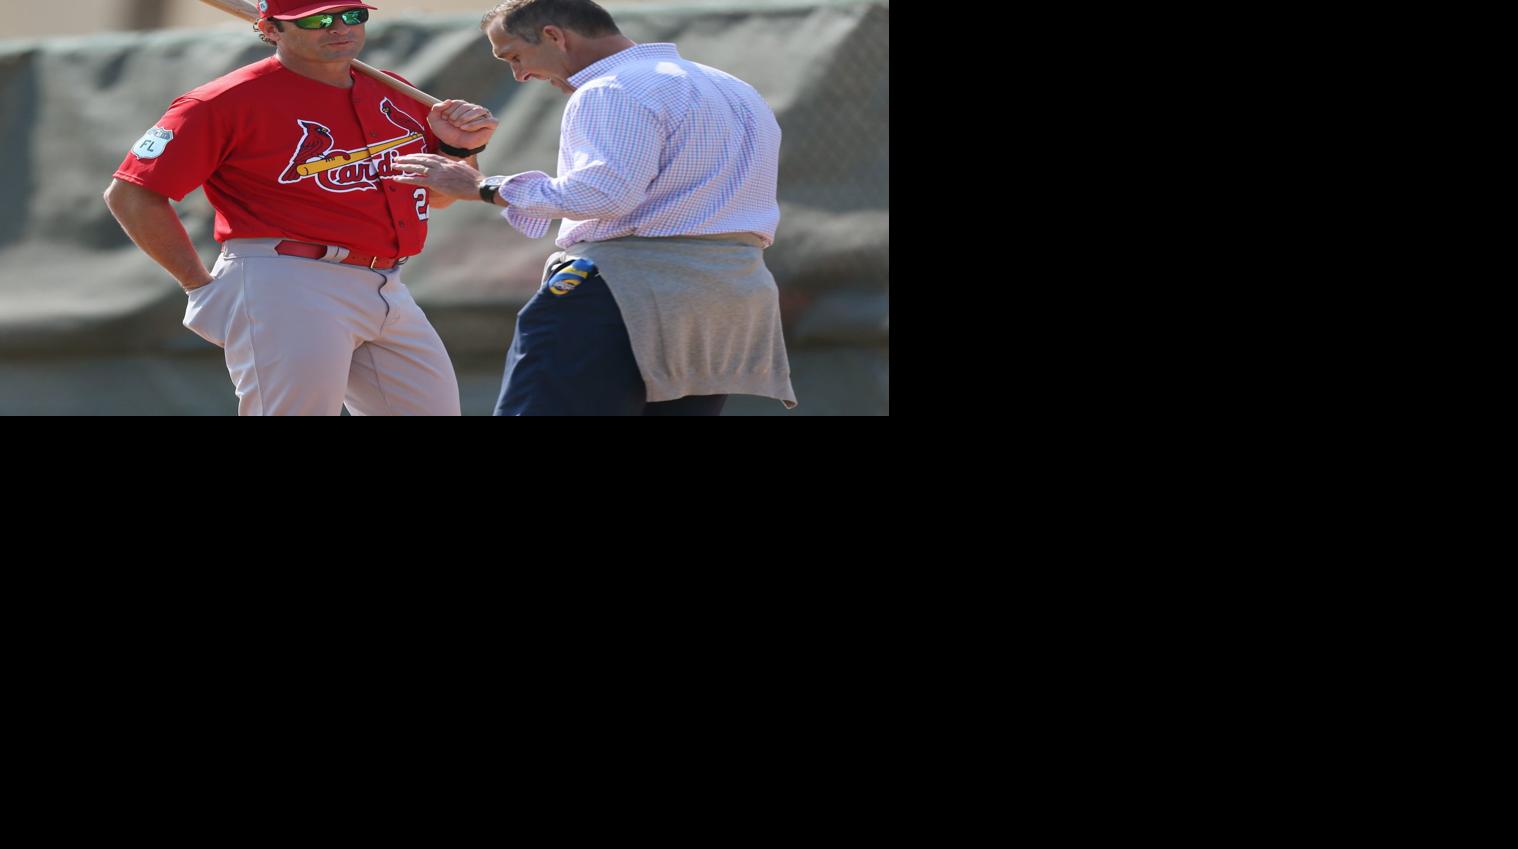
[353, 60, 441, 107]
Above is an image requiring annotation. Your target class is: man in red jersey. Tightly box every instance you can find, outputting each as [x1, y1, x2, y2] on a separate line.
[105, 1, 499, 415]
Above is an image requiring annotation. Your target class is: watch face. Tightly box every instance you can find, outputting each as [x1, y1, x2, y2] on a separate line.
[481, 176, 507, 202]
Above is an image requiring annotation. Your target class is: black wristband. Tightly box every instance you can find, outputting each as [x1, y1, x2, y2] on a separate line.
[438, 141, 487, 158]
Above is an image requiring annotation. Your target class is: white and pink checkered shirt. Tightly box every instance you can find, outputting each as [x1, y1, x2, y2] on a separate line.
[497, 43, 782, 249]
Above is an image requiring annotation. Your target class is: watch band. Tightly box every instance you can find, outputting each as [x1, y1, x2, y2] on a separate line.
[479, 177, 506, 204]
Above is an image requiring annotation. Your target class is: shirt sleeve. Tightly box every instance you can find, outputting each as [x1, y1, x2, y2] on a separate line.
[496, 84, 664, 222]
[112, 96, 229, 202]
[494, 171, 554, 238]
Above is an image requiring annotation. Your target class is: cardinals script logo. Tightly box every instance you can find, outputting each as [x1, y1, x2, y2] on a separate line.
[279, 98, 427, 194]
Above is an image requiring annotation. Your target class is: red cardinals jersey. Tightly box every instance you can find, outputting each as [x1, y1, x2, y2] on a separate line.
[114, 57, 439, 259]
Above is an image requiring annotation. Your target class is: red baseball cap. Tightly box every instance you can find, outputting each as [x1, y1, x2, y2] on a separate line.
[258, 1, 378, 20]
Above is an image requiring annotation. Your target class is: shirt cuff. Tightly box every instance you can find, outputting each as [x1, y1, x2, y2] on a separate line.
[495, 171, 554, 238]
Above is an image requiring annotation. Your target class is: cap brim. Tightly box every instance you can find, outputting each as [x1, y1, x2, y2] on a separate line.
[266, 3, 378, 20]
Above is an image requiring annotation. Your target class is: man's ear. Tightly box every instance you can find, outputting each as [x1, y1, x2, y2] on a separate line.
[258, 19, 282, 43]
[543, 25, 568, 50]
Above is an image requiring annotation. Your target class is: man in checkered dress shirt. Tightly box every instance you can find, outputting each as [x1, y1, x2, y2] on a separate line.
[394, 0, 796, 415]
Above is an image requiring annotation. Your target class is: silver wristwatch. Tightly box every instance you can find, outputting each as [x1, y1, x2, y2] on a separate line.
[478, 175, 508, 205]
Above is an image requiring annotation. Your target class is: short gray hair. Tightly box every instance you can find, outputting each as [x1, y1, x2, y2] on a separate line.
[481, 0, 620, 44]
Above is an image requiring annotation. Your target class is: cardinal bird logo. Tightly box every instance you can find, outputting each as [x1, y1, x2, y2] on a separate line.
[277, 99, 427, 194]
[382, 99, 428, 137]
[280, 120, 334, 183]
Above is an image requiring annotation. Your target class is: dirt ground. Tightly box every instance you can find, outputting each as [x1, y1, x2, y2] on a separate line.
[0, 348, 887, 415]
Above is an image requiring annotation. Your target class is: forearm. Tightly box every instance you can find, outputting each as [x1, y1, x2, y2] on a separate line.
[103, 180, 211, 290]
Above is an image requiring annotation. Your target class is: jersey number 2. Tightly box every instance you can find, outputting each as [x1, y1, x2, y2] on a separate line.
[414, 189, 430, 221]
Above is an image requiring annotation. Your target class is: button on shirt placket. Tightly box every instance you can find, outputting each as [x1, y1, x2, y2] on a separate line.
[355, 87, 413, 255]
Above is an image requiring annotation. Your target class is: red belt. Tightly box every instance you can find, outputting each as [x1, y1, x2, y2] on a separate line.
[274, 240, 407, 270]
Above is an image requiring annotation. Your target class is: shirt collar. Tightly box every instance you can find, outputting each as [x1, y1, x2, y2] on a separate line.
[569, 43, 681, 88]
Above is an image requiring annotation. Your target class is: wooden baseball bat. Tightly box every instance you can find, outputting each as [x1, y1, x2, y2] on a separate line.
[195, 0, 442, 106]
